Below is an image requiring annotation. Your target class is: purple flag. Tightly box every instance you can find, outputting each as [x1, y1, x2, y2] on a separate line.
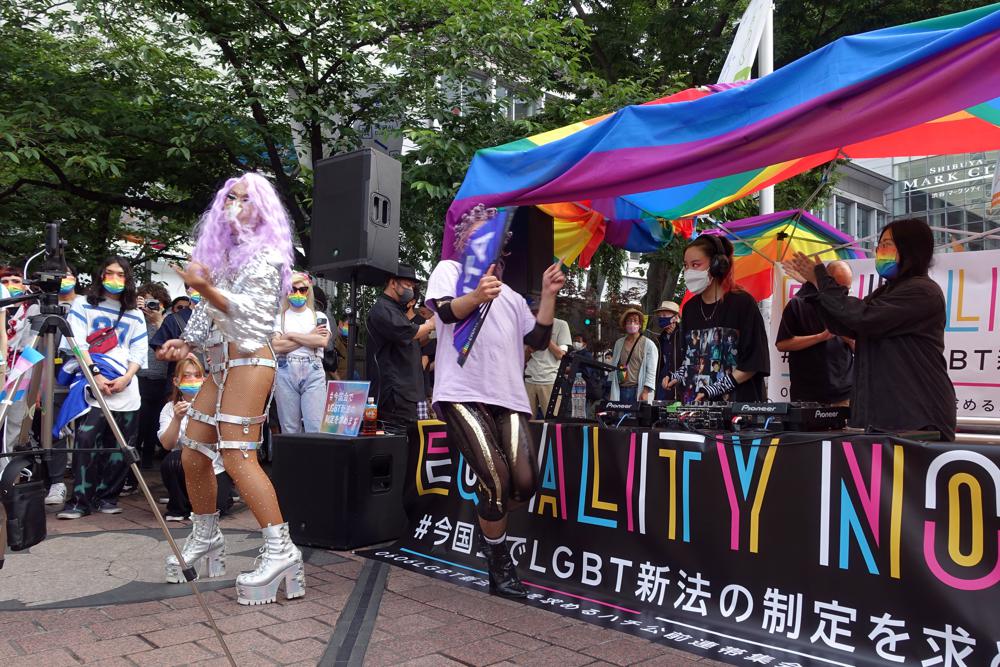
[453, 208, 512, 366]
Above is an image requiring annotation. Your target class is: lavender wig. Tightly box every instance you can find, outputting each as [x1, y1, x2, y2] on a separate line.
[191, 172, 295, 293]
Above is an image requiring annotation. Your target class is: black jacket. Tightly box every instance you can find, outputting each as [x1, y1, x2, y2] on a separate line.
[806, 264, 956, 441]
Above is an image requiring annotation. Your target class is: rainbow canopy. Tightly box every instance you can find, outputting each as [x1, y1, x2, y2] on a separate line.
[443, 3, 1000, 267]
[701, 209, 865, 300]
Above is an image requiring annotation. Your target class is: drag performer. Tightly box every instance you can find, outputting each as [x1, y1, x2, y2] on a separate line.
[159, 173, 304, 605]
[426, 204, 565, 597]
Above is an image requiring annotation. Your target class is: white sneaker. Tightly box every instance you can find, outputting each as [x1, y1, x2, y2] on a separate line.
[45, 483, 67, 506]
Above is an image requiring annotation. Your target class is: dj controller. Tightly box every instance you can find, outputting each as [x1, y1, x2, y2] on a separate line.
[596, 400, 850, 433]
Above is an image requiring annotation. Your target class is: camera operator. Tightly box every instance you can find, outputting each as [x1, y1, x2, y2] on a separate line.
[135, 283, 171, 470]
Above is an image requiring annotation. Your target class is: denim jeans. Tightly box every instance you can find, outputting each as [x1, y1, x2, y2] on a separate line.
[619, 386, 638, 403]
[274, 356, 328, 433]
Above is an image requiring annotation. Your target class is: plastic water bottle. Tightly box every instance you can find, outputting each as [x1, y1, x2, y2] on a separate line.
[361, 397, 378, 435]
[572, 373, 587, 419]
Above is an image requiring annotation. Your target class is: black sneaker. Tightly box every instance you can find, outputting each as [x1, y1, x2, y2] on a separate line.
[96, 500, 123, 514]
[57, 505, 90, 520]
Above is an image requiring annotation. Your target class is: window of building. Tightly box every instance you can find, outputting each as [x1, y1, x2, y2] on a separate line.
[835, 199, 849, 233]
[857, 205, 873, 242]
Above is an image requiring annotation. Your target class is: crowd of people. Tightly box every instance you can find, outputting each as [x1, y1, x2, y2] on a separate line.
[1, 170, 958, 603]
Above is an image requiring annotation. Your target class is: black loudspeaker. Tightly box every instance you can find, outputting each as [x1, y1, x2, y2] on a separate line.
[311, 148, 402, 285]
[271, 432, 408, 550]
[504, 206, 554, 296]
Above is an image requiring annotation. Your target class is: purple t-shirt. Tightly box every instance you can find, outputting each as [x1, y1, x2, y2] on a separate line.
[426, 260, 535, 414]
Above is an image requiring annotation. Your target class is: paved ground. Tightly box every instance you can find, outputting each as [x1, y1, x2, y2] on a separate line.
[0, 474, 728, 666]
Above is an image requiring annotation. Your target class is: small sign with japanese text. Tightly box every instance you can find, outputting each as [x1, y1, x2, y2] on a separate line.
[320, 381, 370, 437]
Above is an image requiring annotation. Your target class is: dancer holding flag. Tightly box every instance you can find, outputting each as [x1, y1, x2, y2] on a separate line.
[426, 204, 565, 597]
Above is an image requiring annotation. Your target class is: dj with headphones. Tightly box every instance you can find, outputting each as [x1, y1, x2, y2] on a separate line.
[665, 234, 769, 403]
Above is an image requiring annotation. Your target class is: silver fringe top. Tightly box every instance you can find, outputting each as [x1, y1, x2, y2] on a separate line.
[182, 251, 283, 354]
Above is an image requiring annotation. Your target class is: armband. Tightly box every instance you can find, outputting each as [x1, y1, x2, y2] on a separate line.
[702, 372, 737, 400]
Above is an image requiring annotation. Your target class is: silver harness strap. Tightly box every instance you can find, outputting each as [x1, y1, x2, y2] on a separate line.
[187, 407, 218, 426]
[211, 340, 279, 459]
[179, 433, 219, 460]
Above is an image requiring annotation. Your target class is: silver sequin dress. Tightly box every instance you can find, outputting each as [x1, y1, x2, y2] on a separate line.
[182, 251, 283, 354]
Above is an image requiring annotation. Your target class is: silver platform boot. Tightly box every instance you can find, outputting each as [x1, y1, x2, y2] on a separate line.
[236, 522, 305, 605]
[165, 512, 226, 583]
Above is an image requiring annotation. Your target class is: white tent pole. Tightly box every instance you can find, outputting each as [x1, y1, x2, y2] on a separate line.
[758, 3, 775, 217]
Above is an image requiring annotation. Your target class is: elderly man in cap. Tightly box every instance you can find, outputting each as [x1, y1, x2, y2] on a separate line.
[365, 265, 435, 428]
[651, 300, 683, 401]
[523, 293, 572, 418]
[609, 307, 659, 403]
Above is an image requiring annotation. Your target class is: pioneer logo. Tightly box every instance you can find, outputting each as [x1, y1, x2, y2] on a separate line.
[734, 403, 786, 414]
[814, 410, 840, 419]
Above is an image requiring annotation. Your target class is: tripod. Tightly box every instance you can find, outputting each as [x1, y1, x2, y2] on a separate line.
[0, 288, 237, 665]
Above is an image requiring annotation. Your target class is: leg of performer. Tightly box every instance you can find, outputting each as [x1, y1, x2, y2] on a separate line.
[437, 402, 526, 598]
[165, 373, 225, 583]
[216, 349, 304, 606]
[494, 408, 538, 512]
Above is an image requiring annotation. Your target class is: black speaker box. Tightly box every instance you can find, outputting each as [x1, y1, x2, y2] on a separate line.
[310, 148, 402, 285]
[504, 206, 554, 296]
[272, 432, 408, 550]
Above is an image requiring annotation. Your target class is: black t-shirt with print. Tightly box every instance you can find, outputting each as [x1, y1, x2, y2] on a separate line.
[678, 290, 769, 403]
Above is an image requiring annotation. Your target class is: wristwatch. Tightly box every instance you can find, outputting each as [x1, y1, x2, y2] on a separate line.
[88, 363, 103, 377]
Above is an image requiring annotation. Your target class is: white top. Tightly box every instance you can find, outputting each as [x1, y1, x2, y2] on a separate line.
[524, 317, 571, 384]
[158, 401, 224, 474]
[273, 307, 321, 359]
[68, 296, 148, 411]
[426, 260, 536, 414]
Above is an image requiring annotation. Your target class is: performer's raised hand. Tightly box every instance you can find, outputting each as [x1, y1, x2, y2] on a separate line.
[473, 264, 503, 304]
[541, 261, 566, 296]
[172, 262, 213, 292]
[159, 339, 192, 362]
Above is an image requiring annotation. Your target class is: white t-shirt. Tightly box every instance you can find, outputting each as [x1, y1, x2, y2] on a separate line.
[426, 260, 536, 414]
[67, 296, 148, 411]
[273, 308, 321, 358]
[524, 317, 571, 384]
[158, 401, 224, 474]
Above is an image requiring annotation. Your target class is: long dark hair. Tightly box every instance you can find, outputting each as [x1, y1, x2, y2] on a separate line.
[879, 218, 934, 282]
[87, 255, 138, 313]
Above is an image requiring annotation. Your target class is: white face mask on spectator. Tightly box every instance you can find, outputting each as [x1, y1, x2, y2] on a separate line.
[573, 342, 583, 351]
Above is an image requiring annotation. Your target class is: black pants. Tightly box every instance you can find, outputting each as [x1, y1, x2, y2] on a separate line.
[68, 409, 137, 511]
[160, 449, 234, 516]
[436, 402, 537, 522]
[380, 390, 417, 432]
[137, 377, 170, 466]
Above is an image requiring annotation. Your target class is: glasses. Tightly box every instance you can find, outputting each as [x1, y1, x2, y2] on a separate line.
[877, 239, 896, 251]
[291, 286, 309, 294]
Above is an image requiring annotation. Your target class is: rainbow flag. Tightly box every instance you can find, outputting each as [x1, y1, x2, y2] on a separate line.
[1, 346, 43, 403]
[701, 210, 865, 301]
[444, 4, 1000, 266]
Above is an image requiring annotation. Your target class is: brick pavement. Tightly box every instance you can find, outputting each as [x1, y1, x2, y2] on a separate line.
[0, 478, 729, 666]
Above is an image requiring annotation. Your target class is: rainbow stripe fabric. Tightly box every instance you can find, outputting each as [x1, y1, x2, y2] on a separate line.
[701, 210, 865, 300]
[443, 4, 1000, 266]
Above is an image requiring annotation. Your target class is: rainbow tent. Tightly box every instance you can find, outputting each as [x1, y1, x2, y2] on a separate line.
[443, 3, 1000, 266]
[701, 210, 865, 301]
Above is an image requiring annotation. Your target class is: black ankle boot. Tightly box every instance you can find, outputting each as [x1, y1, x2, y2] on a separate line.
[480, 534, 527, 598]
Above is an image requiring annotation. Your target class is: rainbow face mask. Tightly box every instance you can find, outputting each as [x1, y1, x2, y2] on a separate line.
[188, 290, 202, 304]
[339, 325, 349, 337]
[6, 284, 24, 297]
[103, 278, 125, 295]
[59, 277, 76, 295]
[178, 379, 203, 396]
[875, 249, 900, 280]
[288, 293, 307, 308]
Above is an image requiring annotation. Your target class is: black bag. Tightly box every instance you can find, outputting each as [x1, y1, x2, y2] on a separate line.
[1, 456, 47, 551]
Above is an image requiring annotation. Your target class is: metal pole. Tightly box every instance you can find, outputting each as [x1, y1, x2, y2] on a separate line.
[758, 2, 774, 217]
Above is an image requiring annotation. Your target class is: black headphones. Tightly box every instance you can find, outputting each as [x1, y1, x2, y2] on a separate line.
[706, 235, 732, 279]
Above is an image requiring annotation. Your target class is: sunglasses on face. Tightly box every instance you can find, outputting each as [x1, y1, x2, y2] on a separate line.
[291, 286, 309, 294]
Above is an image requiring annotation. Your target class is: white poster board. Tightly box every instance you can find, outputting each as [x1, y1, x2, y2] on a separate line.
[768, 249, 1000, 419]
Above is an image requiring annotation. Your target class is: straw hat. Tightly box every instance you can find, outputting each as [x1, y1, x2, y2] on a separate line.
[618, 307, 645, 328]
[651, 300, 680, 316]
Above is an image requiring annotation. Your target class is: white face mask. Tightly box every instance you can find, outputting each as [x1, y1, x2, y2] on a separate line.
[572, 342, 584, 351]
[684, 268, 712, 295]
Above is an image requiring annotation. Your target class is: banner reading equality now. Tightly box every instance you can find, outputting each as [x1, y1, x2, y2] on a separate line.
[363, 421, 1000, 667]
